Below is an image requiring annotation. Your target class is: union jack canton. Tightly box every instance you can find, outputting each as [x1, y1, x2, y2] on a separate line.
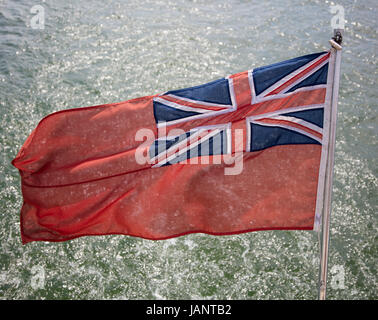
[150, 51, 330, 166]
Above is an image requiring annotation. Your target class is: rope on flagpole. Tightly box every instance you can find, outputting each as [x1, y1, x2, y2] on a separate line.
[318, 29, 343, 300]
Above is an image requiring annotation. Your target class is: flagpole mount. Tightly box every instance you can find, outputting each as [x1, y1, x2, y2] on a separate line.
[329, 30, 343, 50]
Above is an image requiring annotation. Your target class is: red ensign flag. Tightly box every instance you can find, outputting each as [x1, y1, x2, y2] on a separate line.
[13, 52, 332, 243]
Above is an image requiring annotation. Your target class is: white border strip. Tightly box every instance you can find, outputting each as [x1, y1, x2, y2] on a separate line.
[250, 119, 323, 144]
[156, 107, 234, 128]
[281, 59, 329, 94]
[248, 69, 257, 105]
[227, 77, 237, 108]
[154, 97, 212, 114]
[268, 115, 323, 135]
[253, 84, 327, 104]
[153, 128, 223, 167]
[257, 53, 329, 98]
[165, 94, 233, 108]
[247, 103, 325, 121]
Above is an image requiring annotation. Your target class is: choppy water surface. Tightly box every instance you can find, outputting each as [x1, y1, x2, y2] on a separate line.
[0, 0, 376, 299]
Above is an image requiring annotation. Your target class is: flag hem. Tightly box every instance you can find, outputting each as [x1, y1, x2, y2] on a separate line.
[20, 226, 314, 244]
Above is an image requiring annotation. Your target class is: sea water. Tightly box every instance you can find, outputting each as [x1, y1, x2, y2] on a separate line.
[0, 0, 376, 299]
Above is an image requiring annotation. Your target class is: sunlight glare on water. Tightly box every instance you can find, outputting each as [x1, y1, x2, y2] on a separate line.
[0, 0, 377, 299]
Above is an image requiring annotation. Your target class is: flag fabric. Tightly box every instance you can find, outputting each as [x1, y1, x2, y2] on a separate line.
[12, 51, 333, 244]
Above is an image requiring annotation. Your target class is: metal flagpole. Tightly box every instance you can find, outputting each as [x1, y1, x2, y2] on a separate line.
[318, 29, 343, 300]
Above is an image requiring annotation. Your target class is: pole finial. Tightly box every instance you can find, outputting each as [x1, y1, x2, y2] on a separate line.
[332, 30, 343, 45]
[329, 29, 343, 50]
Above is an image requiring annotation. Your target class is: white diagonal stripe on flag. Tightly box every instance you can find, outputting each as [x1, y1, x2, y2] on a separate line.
[257, 52, 329, 98]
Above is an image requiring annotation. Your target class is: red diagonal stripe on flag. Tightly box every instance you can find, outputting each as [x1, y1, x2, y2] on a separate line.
[255, 118, 323, 140]
[159, 95, 229, 112]
[265, 52, 330, 96]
